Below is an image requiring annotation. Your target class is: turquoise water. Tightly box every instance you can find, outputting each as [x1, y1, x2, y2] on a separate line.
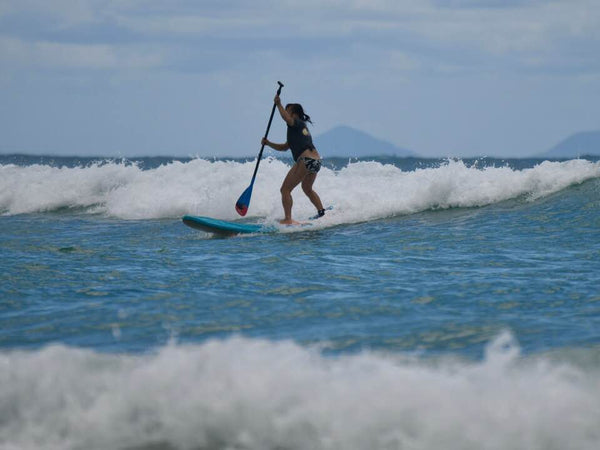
[1, 155, 600, 449]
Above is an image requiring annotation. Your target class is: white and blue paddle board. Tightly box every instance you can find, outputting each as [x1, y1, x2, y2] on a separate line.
[182, 215, 277, 236]
[182, 207, 332, 236]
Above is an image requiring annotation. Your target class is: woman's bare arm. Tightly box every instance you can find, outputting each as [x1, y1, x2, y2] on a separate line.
[262, 138, 289, 151]
[275, 95, 294, 126]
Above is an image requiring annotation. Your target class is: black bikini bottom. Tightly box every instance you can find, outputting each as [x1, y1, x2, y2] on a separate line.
[299, 157, 321, 174]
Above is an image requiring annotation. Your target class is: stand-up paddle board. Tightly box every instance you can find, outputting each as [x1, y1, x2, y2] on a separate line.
[182, 215, 277, 236]
[182, 207, 332, 237]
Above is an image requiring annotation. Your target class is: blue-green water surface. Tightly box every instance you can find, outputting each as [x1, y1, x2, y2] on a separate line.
[1, 155, 599, 450]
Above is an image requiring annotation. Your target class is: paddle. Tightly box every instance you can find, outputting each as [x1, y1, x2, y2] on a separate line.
[235, 81, 284, 216]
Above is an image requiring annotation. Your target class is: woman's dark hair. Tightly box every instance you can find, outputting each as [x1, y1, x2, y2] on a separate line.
[286, 103, 312, 123]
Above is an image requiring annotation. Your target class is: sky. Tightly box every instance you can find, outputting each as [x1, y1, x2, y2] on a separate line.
[1, 0, 599, 158]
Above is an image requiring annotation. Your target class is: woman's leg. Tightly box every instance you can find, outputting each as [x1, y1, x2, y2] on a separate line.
[280, 162, 306, 224]
[301, 172, 324, 211]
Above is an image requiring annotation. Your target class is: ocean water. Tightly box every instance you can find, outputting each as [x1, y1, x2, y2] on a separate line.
[1, 154, 600, 450]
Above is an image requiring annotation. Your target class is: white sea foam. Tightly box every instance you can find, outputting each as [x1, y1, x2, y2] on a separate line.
[1, 158, 599, 224]
[1, 333, 599, 450]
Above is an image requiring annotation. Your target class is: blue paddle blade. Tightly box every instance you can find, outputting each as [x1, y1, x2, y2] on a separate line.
[235, 184, 253, 216]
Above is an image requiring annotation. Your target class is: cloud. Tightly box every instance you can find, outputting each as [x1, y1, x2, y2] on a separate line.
[431, 0, 542, 8]
[117, 14, 270, 37]
[1, 0, 598, 78]
[0, 37, 164, 70]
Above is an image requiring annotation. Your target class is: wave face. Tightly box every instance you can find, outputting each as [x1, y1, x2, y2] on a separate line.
[1, 158, 599, 221]
[1, 333, 599, 450]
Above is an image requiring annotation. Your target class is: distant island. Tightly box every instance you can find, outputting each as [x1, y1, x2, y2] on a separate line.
[542, 130, 600, 157]
[313, 125, 415, 157]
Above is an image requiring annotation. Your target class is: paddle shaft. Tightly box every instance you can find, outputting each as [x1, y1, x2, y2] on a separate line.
[248, 81, 284, 186]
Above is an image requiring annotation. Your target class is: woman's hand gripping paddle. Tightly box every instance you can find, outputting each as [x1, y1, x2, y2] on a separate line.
[235, 81, 284, 216]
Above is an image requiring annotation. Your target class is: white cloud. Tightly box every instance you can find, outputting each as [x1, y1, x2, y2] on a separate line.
[406, 0, 600, 55]
[116, 14, 270, 36]
[0, 37, 164, 70]
[0, 0, 97, 24]
[1, 0, 598, 76]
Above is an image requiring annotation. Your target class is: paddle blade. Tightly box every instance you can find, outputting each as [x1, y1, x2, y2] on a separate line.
[235, 185, 253, 216]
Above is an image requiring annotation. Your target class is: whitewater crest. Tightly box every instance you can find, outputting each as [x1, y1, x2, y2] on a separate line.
[1, 158, 599, 222]
[1, 333, 599, 450]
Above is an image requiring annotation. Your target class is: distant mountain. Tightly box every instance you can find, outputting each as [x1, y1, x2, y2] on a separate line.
[313, 125, 415, 157]
[542, 130, 600, 157]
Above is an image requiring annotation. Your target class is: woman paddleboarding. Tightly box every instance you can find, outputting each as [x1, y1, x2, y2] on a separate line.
[262, 94, 325, 225]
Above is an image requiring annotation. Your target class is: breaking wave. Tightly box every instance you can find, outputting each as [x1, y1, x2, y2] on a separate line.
[1, 158, 599, 225]
[1, 332, 599, 450]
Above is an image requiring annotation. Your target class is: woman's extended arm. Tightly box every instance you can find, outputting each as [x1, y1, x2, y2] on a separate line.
[274, 95, 294, 126]
[262, 138, 289, 151]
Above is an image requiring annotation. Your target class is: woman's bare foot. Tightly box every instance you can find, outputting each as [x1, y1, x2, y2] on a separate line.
[279, 218, 301, 225]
